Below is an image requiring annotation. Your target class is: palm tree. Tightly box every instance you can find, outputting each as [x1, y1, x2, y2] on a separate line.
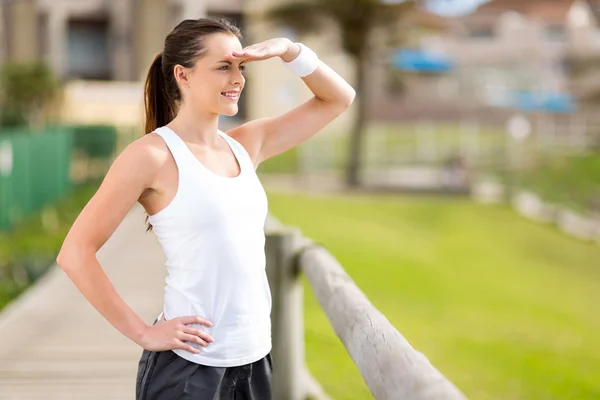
[264, 0, 425, 187]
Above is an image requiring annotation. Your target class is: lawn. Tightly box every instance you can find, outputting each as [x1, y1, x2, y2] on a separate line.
[266, 191, 600, 400]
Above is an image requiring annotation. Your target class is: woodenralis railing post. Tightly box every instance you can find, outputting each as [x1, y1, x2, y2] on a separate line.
[265, 227, 305, 400]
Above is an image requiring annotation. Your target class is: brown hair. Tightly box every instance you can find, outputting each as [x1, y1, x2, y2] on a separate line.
[143, 17, 242, 231]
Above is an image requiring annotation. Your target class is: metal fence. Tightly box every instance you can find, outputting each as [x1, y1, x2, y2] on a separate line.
[0, 127, 73, 231]
[0, 124, 137, 232]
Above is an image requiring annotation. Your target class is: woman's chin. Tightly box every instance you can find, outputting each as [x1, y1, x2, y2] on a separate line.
[220, 105, 239, 117]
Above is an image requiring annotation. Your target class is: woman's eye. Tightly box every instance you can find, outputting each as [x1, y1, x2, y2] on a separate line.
[219, 65, 245, 72]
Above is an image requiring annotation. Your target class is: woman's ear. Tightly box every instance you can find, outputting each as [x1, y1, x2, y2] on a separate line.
[173, 65, 190, 89]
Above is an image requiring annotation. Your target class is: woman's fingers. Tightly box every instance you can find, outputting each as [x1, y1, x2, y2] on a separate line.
[178, 315, 213, 327]
[174, 339, 201, 354]
[182, 326, 214, 343]
[229, 52, 253, 61]
[180, 332, 209, 347]
[228, 47, 269, 62]
[231, 48, 254, 57]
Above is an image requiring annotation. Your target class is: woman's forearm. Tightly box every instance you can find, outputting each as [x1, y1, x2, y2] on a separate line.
[58, 252, 148, 346]
[281, 39, 356, 108]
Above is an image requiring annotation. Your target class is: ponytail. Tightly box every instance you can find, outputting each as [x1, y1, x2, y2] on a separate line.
[144, 52, 178, 232]
[144, 52, 177, 134]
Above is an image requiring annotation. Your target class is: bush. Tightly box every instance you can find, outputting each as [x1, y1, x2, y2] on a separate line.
[0, 61, 58, 128]
[521, 154, 600, 213]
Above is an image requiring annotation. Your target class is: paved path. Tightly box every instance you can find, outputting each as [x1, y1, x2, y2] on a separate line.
[0, 204, 165, 400]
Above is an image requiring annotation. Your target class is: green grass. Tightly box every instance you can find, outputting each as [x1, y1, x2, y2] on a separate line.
[520, 154, 600, 213]
[266, 191, 600, 400]
[0, 182, 99, 310]
[257, 147, 298, 174]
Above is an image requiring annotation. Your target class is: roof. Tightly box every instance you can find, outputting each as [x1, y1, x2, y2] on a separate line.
[409, 7, 454, 31]
[473, 0, 577, 24]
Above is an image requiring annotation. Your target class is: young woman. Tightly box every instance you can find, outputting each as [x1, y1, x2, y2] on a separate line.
[56, 17, 355, 399]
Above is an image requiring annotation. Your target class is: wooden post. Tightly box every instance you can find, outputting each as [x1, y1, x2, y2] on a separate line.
[265, 228, 305, 400]
[298, 245, 468, 400]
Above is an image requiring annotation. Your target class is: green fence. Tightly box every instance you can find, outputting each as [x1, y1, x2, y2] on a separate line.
[69, 124, 118, 159]
[0, 127, 73, 231]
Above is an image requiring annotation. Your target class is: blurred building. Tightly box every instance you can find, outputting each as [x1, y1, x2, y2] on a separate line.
[368, 9, 457, 122]
[0, 0, 250, 126]
[0, 0, 244, 81]
[587, 0, 600, 19]
[0, 0, 357, 133]
[373, 0, 600, 122]
[449, 0, 596, 107]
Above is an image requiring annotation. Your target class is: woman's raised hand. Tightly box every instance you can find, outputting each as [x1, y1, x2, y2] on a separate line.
[225, 38, 297, 63]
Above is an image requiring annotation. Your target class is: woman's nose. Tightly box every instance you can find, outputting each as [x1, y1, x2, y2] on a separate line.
[231, 70, 244, 85]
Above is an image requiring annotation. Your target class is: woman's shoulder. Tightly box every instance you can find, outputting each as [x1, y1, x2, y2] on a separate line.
[119, 132, 173, 170]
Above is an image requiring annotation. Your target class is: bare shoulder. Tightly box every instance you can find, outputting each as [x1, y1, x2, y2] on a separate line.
[56, 132, 172, 260]
[121, 132, 172, 171]
[102, 132, 175, 197]
[130, 132, 169, 160]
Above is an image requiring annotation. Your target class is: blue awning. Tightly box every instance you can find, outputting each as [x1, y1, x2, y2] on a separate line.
[393, 49, 454, 73]
[514, 91, 575, 113]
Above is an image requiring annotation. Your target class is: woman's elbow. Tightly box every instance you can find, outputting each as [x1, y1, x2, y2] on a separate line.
[341, 87, 356, 109]
[56, 247, 75, 270]
[56, 242, 91, 271]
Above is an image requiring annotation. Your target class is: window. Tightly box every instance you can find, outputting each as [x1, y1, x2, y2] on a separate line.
[2, 3, 12, 60]
[170, 3, 183, 29]
[66, 18, 111, 80]
[468, 27, 495, 39]
[36, 12, 48, 59]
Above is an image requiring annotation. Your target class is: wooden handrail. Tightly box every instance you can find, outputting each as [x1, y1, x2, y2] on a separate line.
[264, 215, 467, 400]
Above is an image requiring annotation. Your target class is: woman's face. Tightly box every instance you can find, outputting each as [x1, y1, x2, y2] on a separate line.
[177, 33, 245, 117]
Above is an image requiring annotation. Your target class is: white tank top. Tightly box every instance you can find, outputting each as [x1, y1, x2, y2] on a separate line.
[147, 126, 271, 367]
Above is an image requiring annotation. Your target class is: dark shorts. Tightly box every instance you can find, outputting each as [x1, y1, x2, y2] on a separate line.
[135, 318, 272, 400]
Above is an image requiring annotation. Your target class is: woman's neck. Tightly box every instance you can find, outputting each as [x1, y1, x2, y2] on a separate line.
[168, 105, 220, 146]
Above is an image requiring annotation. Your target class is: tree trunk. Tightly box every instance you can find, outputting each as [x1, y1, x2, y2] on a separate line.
[345, 55, 367, 187]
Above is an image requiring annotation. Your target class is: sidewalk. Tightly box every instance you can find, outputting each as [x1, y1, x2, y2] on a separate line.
[0, 204, 165, 400]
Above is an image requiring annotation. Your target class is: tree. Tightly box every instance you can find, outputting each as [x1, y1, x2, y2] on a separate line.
[264, 0, 425, 187]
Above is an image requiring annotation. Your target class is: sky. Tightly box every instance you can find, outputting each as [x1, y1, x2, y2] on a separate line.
[423, 0, 492, 16]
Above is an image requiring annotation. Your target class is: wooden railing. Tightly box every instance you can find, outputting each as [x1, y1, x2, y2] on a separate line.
[264, 215, 468, 400]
